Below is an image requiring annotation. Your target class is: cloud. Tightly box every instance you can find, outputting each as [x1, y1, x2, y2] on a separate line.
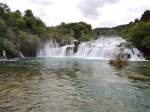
[79, 0, 119, 18]
[1, 0, 150, 28]
[28, 0, 54, 6]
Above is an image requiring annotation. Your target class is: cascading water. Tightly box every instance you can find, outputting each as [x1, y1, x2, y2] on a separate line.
[37, 37, 145, 61]
[38, 40, 74, 57]
[17, 51, 25, 58]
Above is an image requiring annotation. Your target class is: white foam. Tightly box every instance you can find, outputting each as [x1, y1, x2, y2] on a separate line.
[37, 37, 145, 61]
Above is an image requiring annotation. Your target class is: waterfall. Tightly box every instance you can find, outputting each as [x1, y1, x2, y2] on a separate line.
[37, 37, 145, 61]
[17, 51, 25, 58]
[37, 40, 75, 57]
[2, 50, 6, 58]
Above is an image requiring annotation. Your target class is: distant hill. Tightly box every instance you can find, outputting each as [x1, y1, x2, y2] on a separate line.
[93, 24, 127, 37]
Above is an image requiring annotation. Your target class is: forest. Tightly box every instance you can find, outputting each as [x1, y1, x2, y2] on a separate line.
[0, 3, 93, 58]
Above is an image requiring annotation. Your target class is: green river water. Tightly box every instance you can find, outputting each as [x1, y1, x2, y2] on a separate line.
[0, 58, 150, 112]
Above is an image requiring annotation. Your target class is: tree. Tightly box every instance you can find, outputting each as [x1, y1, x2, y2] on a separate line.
[13, 10, 22, 18]
[36, 18, 46, 27]
[24, 9, 33, 17]
[141, 10, 150, 21]
[0, 3, 10, 17]
[16, 18, 26, 30]
[0, 18, 7, 37]
[6, 12, 21, 27]
[23, 16, 36, 32]
[6, 28, 16, 41]
[123, 22, 150, 58]
[2, 38, 16, 55]
[18, 31, 40, 57]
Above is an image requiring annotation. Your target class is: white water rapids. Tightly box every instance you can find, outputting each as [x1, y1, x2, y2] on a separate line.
[37, 37, 145, 61]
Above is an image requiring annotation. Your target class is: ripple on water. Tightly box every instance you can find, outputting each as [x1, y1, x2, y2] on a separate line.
[0, 58, 150, 112]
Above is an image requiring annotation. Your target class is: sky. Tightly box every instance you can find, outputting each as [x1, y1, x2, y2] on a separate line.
[0, 0, 150, 28]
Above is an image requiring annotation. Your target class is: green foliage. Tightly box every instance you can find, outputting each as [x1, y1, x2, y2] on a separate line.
[24, 9, 34, 17]
[6, 28, 16, 41]
[123, 42, 133, 49]
[124, 22, 150, 49]
[80, 33, 94, 41]
[16, 18, 26, 30]
[123, 10, 150, 58]
[2, 38, 16, 55]
[0, 3, 94, 58]
[141, 10, 150, 22]
[48, 22, 94, 42]
[93, 25, 127, 37]
[0, 18, 7, 37]
[0, 3, 10, 17]
[0, 3, 47, 58]
[0, 18, 7, 28]
[18, 31, 40, 50]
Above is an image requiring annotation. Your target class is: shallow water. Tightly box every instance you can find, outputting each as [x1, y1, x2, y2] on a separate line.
[0, 58, 150, 112]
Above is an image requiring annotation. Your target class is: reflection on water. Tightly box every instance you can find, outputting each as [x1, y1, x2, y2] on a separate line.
[0, 58, 150, 112]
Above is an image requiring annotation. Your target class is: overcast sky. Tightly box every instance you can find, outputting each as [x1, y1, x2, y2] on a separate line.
[0, 0, 150, 28]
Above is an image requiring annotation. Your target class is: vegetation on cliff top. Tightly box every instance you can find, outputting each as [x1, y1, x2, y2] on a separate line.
[0, 3, 47, 58]
[0, 3, 93, 58]
[48, 22, 94, 45]
[123, 10, 150, 59]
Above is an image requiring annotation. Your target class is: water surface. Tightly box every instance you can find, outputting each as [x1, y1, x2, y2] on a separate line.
[0, 58, 150, 112]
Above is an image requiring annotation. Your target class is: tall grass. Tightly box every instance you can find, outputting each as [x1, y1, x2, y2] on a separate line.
[109, 52, 128, 68]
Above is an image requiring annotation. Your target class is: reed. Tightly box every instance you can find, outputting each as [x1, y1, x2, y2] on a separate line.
[109, 52, 128, 68]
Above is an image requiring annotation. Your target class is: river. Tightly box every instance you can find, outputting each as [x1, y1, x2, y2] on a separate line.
[0, 58, 150, 112]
